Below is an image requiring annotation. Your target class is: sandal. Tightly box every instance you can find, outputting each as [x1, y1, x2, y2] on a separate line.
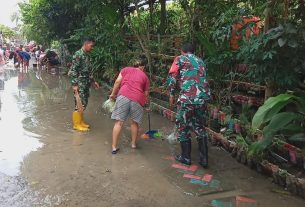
[112, 148, 120, 154]
[131, 144, 137, 149]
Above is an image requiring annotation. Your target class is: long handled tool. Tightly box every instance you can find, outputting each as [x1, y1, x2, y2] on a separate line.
[74, 91, 84, 112]
[145, 112, 157, 139]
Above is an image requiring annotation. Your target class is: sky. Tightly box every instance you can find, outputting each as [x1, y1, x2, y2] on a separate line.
[0, 0, 25, 28]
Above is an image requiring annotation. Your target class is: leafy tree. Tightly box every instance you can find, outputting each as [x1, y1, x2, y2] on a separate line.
[0, 24, 16, 40]
[18, 0, 305, 92]
[237, 0, 305, 97]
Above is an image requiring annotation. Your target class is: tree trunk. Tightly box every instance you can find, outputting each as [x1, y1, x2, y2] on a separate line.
[264, 0, 276, 33]
[160, 0, 167, 34]
[298, 0, 305, 19]
[149, 0, 156, 28]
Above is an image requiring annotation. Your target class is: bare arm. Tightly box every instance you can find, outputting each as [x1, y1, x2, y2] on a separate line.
[110, 73, 122, 100]
[144, 90, 149, 104]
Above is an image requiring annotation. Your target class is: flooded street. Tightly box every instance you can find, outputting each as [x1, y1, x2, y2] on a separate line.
[0, 73, 42, 176]
[0, 62, 304, 207]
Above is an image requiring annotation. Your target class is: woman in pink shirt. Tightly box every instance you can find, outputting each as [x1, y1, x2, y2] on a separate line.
[110, 56, 150, 154]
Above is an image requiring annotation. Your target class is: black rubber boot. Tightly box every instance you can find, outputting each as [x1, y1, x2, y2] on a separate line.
[175, 140, 192, 165]
[198, 137, 208, 168]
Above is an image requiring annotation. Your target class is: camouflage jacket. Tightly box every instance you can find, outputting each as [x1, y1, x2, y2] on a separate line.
[167, 53, 211, 105]
[69, 49, 93, 87]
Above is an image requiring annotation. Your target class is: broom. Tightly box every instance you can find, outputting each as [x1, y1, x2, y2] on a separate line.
[144, 111, 158, 139]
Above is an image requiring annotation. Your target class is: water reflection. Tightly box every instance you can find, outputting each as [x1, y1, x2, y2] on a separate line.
[18, 71, 31, 89]
[0, 69, 43, 176]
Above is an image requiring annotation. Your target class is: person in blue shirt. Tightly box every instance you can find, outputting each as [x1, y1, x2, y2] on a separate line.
[18, 51, 31, 73]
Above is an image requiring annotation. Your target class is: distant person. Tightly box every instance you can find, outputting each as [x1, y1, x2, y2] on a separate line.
[22, 50, 31, 72]
[17, 50, 31, 73]
[15, 46, 23, 69]
[35, 46, 41, 61]
[69, 37, 100, 132]
[41, 50, 60, 73]
[0, 45, 5, 64]
[109, 55, 150, 154]
[37, 48, 47, 71]
[0, 45, 4, 59]
[46, 50, 60, 66]
[0, 46, 5, 74]
[5, 48, 10, 60]
[167, 43, 211, 168]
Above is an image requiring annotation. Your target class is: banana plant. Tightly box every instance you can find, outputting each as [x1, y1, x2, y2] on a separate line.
[250, 93, 305, 156]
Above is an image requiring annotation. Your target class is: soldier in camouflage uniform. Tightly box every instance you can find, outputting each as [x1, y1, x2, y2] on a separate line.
[167, 43, 211, 168]
[69, 37, 99, 132]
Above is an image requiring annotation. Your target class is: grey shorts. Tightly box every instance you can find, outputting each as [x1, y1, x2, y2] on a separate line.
[111, 95, 144, 124]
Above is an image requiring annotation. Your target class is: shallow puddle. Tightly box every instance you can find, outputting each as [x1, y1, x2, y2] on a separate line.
[0, 71, 43, 176]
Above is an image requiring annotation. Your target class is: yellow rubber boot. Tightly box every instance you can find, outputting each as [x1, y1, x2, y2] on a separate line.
[73, 111, 89, 132]
[80, 112, 90, 128]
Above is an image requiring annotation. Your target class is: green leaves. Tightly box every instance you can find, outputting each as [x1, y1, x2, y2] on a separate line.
[285, 23, 297, 34]
[249, 138, 272, 157]
[0, 24, 15, 39]
[250, 112, 304, 155]
[263, 112, 303, 137]
[99, 5, 120, 26]
[262, 50, 276, 60]
[288, 133, 305, 142]
[288, 39, 298, 48]
[195, 33, 216, 57]
[278, 38, 286, 47]
[250, 93, 305, 155]
[237, 20, 305, 90]
[252, 94, 301, 129]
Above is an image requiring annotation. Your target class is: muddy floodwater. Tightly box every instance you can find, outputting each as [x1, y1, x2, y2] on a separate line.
[0, 62, 304, 207]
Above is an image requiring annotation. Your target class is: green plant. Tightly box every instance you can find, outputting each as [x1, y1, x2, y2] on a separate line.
[252, 94, 305, 130]
[237, 23, 305, 94]
[0, 24, 16, 39]
[250, 93, 305, 156]
[239, 104, 255, 126]
[236, 135, 250, 151]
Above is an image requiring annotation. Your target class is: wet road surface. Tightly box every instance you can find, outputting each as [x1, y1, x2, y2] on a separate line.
[0, 62, 304, 206]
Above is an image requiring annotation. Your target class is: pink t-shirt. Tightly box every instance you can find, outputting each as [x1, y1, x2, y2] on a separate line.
[118, 67, 150, 106]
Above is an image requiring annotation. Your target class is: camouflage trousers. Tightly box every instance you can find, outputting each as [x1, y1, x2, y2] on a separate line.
[175, 103, 208, 142]
[74, 85, 90, 110]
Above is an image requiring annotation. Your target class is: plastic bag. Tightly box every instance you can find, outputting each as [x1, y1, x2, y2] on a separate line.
[167, 128, 178, 145]
[102, 99, 116, 113]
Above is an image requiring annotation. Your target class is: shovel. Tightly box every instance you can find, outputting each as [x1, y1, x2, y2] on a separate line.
[74, 91, 84, 112]
[145, 112, 157, 139]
